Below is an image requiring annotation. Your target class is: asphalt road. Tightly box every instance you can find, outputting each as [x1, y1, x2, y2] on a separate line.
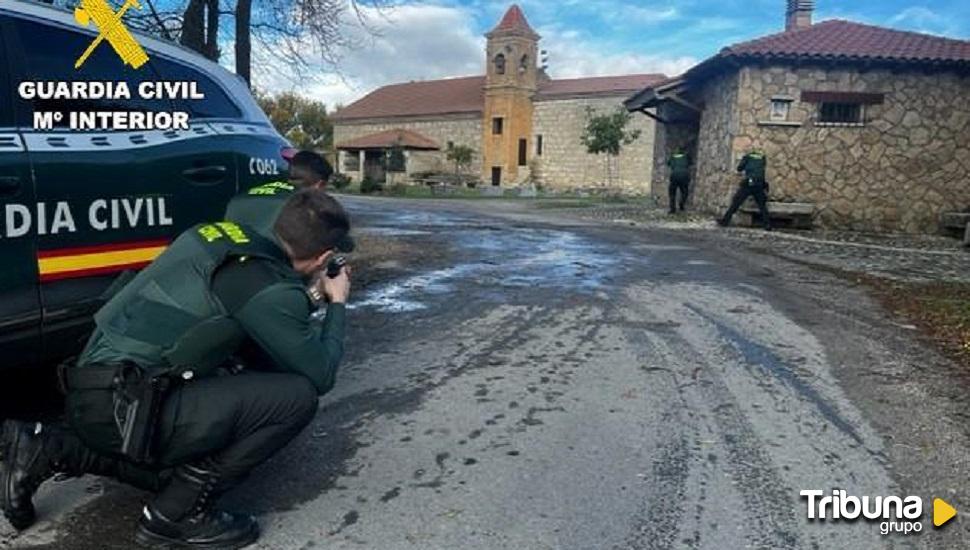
[4, 196, 970, 549]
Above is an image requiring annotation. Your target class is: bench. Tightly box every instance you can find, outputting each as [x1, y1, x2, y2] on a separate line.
[741, 201, 816, 229]
[941, 212, 970, 242]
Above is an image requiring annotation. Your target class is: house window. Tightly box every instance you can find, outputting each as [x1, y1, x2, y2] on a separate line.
[447, 140, 454, 150]
[492, 117, 504, 135]
[536, 134, 543, 156]
[342, 151, 359, 172]
[518, 138, 527, 166]
[519, 54, 529, 74]
[819, 102, 863, 124]
[769, 98, 792, 121]
[491, 167, 502, 186]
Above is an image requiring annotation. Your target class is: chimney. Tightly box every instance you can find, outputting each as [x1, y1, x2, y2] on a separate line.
[786, 0, 814, 31]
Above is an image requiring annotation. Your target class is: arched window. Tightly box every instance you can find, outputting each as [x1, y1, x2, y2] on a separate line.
[494, 53, 506, 75]
[519, 54, 529, 73]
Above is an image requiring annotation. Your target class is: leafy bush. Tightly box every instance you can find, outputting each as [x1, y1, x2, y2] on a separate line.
[329, 173, 351, 190]
[360, 177, 383, 194]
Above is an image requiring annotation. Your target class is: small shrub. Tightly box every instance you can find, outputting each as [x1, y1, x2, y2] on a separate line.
[360, 177, 383, 194]
[329, 173, 351, 190]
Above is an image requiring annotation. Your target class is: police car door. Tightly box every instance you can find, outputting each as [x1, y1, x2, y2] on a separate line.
[5, 14, 232, 360]
[148, 55, 241, 227]
[0, 16, 41, 369]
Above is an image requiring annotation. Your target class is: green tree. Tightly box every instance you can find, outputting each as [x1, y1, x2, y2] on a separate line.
[256, 92, 332, 151]
[446, 144, 475, 186]
[580, 107, 641, 187]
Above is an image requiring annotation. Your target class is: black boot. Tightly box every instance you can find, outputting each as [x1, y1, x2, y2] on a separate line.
[2, 419, 160, 531]
[135, 464, 258, 549]
[1, 421, 68, 530]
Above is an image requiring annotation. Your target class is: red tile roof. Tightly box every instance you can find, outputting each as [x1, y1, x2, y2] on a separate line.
[626, 20, 970, 110]
[332, 73, 668, 121]
[332, 76, 486, 121]
[710, 20, 970, 68]
[537, 74, 667, 99]
[336, 128, 440, 150]
[489, 4, 538, 37]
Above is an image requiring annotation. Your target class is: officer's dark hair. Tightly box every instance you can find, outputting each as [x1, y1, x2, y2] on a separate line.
[274, 189, 349, 260]
[290, 150, 333, 185]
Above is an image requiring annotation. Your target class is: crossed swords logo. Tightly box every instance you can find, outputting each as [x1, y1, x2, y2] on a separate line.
[74, 0, 149, 69]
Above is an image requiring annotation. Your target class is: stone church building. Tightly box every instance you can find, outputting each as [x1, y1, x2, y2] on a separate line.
[626, 0, 970, 233]
[332, 5, 664, 191]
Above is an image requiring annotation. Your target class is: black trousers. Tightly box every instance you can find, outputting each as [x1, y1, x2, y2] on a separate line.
[721, 184, 771, 229]
[66, 372, 318, 495]
[668, 176, 689, 212]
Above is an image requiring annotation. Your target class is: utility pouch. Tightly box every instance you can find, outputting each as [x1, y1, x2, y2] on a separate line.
[113, 365, 173, 464]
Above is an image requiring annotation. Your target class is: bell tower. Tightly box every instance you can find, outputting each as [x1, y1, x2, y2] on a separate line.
[482, 5, 539, 186]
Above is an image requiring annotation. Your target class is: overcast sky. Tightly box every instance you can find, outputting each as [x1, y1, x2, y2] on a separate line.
[252, 0, 970, 108]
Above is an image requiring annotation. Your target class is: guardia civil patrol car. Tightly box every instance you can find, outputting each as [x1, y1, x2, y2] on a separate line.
[0, 0, 292, 379]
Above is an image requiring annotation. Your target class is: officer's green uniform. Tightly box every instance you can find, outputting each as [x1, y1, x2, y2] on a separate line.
[64, 220, 345, 520]
[224, 181, 296, 240]
[667, 152, 691, 213]
[720, 151, 771, 229]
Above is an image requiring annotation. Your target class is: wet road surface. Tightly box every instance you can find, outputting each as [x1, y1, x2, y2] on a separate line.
[4, 196, 970, 549]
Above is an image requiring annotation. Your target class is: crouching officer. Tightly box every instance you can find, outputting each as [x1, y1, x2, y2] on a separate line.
[1, 190, 351, 549]
[667, 148, 691, 214]
[718, 149, 772, 230]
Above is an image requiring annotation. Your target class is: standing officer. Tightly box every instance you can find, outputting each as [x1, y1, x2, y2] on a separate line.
[667, 148, 691, 214]
[718, 149, 772, 230]
[2, 190, 352, 549]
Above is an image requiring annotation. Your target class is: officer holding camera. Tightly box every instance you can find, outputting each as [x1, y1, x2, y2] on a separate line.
[2, 190, 351, 549]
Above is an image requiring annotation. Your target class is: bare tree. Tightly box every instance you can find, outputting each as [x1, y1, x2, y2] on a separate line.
[180, 0, 218, 60]
[38, 0, 388, 89]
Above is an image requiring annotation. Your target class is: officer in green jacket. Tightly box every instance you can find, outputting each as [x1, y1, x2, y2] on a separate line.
[718, 149, 772, 230]
[667, 148, 691, 214]
[1, 190, 351, 549]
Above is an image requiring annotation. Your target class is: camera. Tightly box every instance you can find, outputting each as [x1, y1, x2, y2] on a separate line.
[326, 255, 347, 278]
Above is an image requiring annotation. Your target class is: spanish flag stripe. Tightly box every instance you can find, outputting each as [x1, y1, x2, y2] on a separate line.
[39, 245, 167, 275]
[38, 260, 155, 282]
[37, 239, 170, 259]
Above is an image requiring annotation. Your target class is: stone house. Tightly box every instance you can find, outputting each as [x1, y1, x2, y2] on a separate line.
[625, 0, 970, 233]
[331, 5, 663, 192]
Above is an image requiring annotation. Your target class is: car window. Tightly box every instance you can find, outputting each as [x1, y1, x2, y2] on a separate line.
[150, 56, 242, 120]
[0, 15, 13, 127]
[9, 16, 170, 128]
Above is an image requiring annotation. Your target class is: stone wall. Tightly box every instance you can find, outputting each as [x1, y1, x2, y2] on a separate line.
[690, 71, 742, 212]
[333, 115, 482, 183]
[532, 95, 655, 194]
[727, 65, 970, 233]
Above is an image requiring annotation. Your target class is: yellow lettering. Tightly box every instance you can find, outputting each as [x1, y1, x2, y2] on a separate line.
[216, 221, 250, 244]
[198, 224, 222, 242]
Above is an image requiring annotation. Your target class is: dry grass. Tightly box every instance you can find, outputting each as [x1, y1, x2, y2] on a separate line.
[867, 278, 970, 367]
